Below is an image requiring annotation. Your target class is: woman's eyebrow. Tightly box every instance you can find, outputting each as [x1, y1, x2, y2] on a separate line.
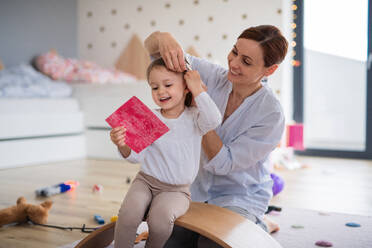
[234, 45, 252, 62]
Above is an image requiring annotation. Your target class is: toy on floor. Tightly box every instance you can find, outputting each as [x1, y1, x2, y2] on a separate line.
[0, 196, 52, 227]
[35, 180, 79, 197]
[271, 173, 285, 196]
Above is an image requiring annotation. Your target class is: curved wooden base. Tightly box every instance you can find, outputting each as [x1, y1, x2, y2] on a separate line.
[75, 202, 282, 248]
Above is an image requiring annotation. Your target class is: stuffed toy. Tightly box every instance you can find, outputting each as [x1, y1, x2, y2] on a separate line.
[0, 196, 52, 227]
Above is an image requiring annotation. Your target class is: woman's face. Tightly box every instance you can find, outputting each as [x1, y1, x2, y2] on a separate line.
[227, 38, 272, 86]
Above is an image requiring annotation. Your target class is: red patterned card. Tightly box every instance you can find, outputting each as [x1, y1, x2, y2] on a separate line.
[105, 96, 169, 153]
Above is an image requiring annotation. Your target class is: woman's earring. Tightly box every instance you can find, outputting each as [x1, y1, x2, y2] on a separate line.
[261, 77, 268, 83]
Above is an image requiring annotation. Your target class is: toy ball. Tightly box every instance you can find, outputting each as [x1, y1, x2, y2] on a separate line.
[271, 173, 284, 196]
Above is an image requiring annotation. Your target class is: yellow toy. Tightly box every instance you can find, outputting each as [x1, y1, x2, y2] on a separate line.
[0, 197, 52, 227]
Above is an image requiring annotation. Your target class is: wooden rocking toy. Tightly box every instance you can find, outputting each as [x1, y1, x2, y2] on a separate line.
[75, 202, 282, 248]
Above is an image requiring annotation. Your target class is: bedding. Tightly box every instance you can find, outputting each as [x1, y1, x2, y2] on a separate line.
[36, 51, 137, 84]
[0, 64, 72, 98]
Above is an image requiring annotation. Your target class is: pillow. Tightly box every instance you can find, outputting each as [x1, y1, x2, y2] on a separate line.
[115, 34, 151, 80]
[186, 46, 201, 57]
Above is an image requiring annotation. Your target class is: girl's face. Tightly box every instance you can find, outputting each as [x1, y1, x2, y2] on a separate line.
[227, 38, 277, 86]
[148, 66, 188, 114]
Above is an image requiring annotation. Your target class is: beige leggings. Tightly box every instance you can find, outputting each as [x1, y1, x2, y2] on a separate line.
[114, 171, 191, 248]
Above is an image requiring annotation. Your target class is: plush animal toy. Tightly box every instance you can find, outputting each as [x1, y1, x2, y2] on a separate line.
[0, 197, 53, 227]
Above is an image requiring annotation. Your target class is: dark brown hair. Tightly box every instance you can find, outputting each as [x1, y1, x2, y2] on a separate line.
[238, 25, 288, 67]
[146, 58, 192, 107]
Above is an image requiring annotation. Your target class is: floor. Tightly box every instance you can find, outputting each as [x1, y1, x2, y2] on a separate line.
[0, 156, 371, 248]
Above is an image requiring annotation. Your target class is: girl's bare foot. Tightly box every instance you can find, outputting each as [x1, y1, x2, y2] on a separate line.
[264, 215, 280, 233]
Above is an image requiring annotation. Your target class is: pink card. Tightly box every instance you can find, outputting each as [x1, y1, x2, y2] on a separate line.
[105, 96, 169, 153]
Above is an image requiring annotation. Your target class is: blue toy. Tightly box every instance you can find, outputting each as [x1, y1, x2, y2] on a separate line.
[94, 215, 105, 225]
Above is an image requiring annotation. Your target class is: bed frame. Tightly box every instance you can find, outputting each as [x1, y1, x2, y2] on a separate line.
[75, 202, 282, 248]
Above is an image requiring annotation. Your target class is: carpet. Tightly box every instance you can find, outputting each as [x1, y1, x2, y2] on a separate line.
[269, 207, 372, 247]
[60, 207, 372, 248]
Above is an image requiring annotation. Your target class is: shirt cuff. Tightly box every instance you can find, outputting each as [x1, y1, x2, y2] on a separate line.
[194, 91, 208, 103]
[203, 145, 232, 175]
[126, 150, 139, 163]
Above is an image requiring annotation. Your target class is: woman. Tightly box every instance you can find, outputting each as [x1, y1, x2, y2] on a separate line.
[145, 25, 288, 247]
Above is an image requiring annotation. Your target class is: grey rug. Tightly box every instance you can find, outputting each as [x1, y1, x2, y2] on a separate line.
[61, 208, 372, 248]
[269, 207, 372, 248]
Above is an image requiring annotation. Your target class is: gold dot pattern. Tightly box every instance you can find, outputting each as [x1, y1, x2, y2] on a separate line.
[80, 0, 283, 74]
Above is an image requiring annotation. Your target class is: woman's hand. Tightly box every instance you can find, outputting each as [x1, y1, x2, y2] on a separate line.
[145, 31, 186, 72]
[184, 70, 206, 98]
[158, 32, 186, 72]
[110, 127, 131, 157]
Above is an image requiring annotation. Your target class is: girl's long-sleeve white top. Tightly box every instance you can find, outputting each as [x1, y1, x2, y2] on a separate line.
[124, 92, 222, 185]
[186, 54, 285, 218]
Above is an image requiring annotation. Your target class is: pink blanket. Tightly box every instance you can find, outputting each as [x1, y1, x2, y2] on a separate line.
[36, 51, 137, 84]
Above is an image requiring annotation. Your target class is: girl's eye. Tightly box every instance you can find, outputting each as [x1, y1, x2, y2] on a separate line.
[232, 49, 238, 55]
[152, 87, 158, 90]
[165, 84, 172, 87]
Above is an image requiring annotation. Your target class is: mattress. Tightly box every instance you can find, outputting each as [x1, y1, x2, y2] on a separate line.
[72, 82, 156, 127]
[0, 98, 85, 168]
[0, 98, 83, 139]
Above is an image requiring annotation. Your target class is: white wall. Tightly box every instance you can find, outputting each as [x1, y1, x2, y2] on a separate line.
[78, 0, 292, 108]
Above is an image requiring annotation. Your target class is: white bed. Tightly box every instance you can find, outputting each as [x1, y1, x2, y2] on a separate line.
[0, 98, 85, 168]
[71, 81, 156, 159]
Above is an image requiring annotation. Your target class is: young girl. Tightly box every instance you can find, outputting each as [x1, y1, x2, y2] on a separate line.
[110, 58, 221, 248]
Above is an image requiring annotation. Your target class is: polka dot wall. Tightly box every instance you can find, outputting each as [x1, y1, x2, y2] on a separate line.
[78, 0, 286, 95]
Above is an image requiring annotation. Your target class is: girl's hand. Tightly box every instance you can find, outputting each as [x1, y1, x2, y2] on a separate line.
[184, 70, 206, 98]
[158, 32, 186, 72]
[110, 126, 127, 149]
